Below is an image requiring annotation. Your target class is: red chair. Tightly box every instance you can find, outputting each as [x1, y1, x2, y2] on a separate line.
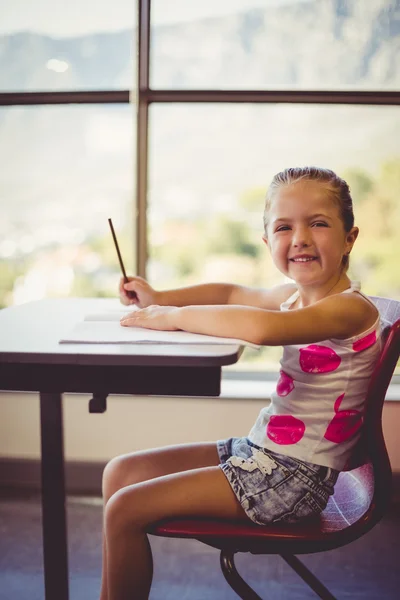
[149, 297, 400, 600]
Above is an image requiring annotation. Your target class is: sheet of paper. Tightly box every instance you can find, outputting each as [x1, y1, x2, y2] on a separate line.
[59, 320, 260, 349]
[83, 307, 137, 321]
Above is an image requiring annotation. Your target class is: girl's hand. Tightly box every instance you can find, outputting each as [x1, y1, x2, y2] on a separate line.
[120, 305, 180, 331]
[119, 276, 159, 308]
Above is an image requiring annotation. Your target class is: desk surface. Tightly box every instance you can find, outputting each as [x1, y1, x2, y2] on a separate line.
[0, 298, 242, 368]
[0, 298, 244, 600]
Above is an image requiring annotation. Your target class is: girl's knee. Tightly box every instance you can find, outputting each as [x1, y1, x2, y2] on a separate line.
[105, 488, 126, 534]
[102, 454, 132, 501]
[104, 486, 144, 533]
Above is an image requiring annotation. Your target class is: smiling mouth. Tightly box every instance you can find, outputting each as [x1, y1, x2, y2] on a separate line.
[290, 257, 317, 263]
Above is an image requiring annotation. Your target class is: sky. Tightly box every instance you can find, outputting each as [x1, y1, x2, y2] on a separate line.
[0, 0, 307, 37]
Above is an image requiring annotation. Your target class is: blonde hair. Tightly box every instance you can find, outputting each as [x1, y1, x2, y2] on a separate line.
[263, 166, 355, 269]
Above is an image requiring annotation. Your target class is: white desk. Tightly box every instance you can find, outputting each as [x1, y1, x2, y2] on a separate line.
[0, 298, 243, 600]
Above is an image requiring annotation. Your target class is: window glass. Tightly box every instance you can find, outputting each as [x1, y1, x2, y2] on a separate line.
[151, 0, 399, 91]
[0, 0, 136, 91]
[148, 103, 400, 370]
[0, 105, 135, 307]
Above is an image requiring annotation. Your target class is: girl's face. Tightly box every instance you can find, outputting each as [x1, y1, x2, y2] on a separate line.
[263, 181, 358, 289]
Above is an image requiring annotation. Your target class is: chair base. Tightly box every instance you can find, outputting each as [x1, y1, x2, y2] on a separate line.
[220, 549, 337, 600]
[281, 554, 336, 600]
[220, 550, 263, 600]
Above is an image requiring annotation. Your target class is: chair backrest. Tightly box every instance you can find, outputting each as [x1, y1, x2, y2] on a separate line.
[345, 296, 400, 518]
[370, 296, 400, 325]
[366, 298, 400, 447]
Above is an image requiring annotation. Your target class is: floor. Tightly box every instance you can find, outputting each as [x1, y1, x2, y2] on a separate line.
[0, 491, 399, 600]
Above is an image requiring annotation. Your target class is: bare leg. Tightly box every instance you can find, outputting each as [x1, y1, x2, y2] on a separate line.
[104, 463, 248, 600]
[100, 442, 223, 600]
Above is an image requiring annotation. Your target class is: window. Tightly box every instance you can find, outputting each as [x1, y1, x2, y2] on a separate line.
[0, 105, 134, 305]
[0, 0, 136, 308]
[148, 103, 399, 370]
[1, 0, 399, 373]
[148, 103, 399, 294]
[151, 0, 399, 91]
[0, 0, 136, 91]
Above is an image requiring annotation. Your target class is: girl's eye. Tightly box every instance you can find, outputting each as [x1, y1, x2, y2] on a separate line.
[276, 225, 290, 232]
[312, 222, 328, 227]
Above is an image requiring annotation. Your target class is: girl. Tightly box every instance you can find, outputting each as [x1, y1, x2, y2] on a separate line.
[101, 167, 382, 600]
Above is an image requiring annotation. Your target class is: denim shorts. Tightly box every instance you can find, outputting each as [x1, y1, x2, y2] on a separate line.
[217, 437, 339, 526]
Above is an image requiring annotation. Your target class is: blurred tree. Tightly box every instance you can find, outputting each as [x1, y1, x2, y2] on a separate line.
[342, 168, 373, 205]
[204, 215, 261, 258]
[0, 260, 27, 308]
[91, 230, 134, 273]
[70, 273, 101, 298]
[238, 187, 266, 212]
[3, 159, 399, 318]
[349, 158, 400, 297]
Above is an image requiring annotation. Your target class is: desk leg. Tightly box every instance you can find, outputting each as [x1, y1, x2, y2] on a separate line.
[40, 392, 69, 600]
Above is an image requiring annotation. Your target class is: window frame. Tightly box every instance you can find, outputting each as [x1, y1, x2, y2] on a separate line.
[1, 0, 399, 384]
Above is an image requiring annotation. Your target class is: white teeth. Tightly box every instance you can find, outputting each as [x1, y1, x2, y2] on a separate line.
[292, 257, 314, 262]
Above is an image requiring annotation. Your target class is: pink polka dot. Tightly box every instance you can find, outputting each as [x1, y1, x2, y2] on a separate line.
[324, 411, 363, 443]
[324, 393, 363, 443]
[266, 415, 305, 445]
[299, 345, 341, 373]
[276, 370, 294, 397]
[334, 393, 345, 412]
[352, 331, 377, 352]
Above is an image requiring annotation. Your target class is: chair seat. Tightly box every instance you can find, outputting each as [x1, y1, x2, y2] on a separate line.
[150, 463, 375, 553]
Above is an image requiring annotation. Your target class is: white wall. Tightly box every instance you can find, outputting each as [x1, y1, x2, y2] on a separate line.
[1, 392, 400, 472]
[0, 392, 265, 460]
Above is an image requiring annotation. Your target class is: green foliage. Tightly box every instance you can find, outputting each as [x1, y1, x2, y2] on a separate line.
[205, 215, 260, 258]
[378, 159, 400, 195]
[150, 159, 400, 302]
[0, 259, 27, 308]
[346, 157, 400, 296]
[239, 187, 266, 212]
[150, 220, 208, 281]
[90, 230, 134, 273]
[70, 274, 107, 298]
[3, 158, 399, 315]
[342, 168, 373, 205]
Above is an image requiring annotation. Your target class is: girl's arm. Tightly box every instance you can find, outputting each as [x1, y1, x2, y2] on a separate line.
[121, 293, 377, 346]
[121, 276, 296, 311]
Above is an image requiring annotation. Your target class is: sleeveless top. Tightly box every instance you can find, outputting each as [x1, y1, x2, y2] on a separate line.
[248, 281, 382, 470]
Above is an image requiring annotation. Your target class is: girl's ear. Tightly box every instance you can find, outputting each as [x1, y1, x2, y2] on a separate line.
[262, 234, 269, 248]
[345, 226, 359, 254]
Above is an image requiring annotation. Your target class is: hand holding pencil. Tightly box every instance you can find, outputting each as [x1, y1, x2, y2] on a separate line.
[119, 275, 159, 308]
[108, 217, 159, 307]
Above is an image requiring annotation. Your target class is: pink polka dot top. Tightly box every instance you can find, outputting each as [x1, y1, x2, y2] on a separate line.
[248, 281, 383, 471]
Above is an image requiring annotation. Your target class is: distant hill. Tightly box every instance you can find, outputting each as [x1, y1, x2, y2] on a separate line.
[0, 0, 398, 241]
[0, 0, 398, 91]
